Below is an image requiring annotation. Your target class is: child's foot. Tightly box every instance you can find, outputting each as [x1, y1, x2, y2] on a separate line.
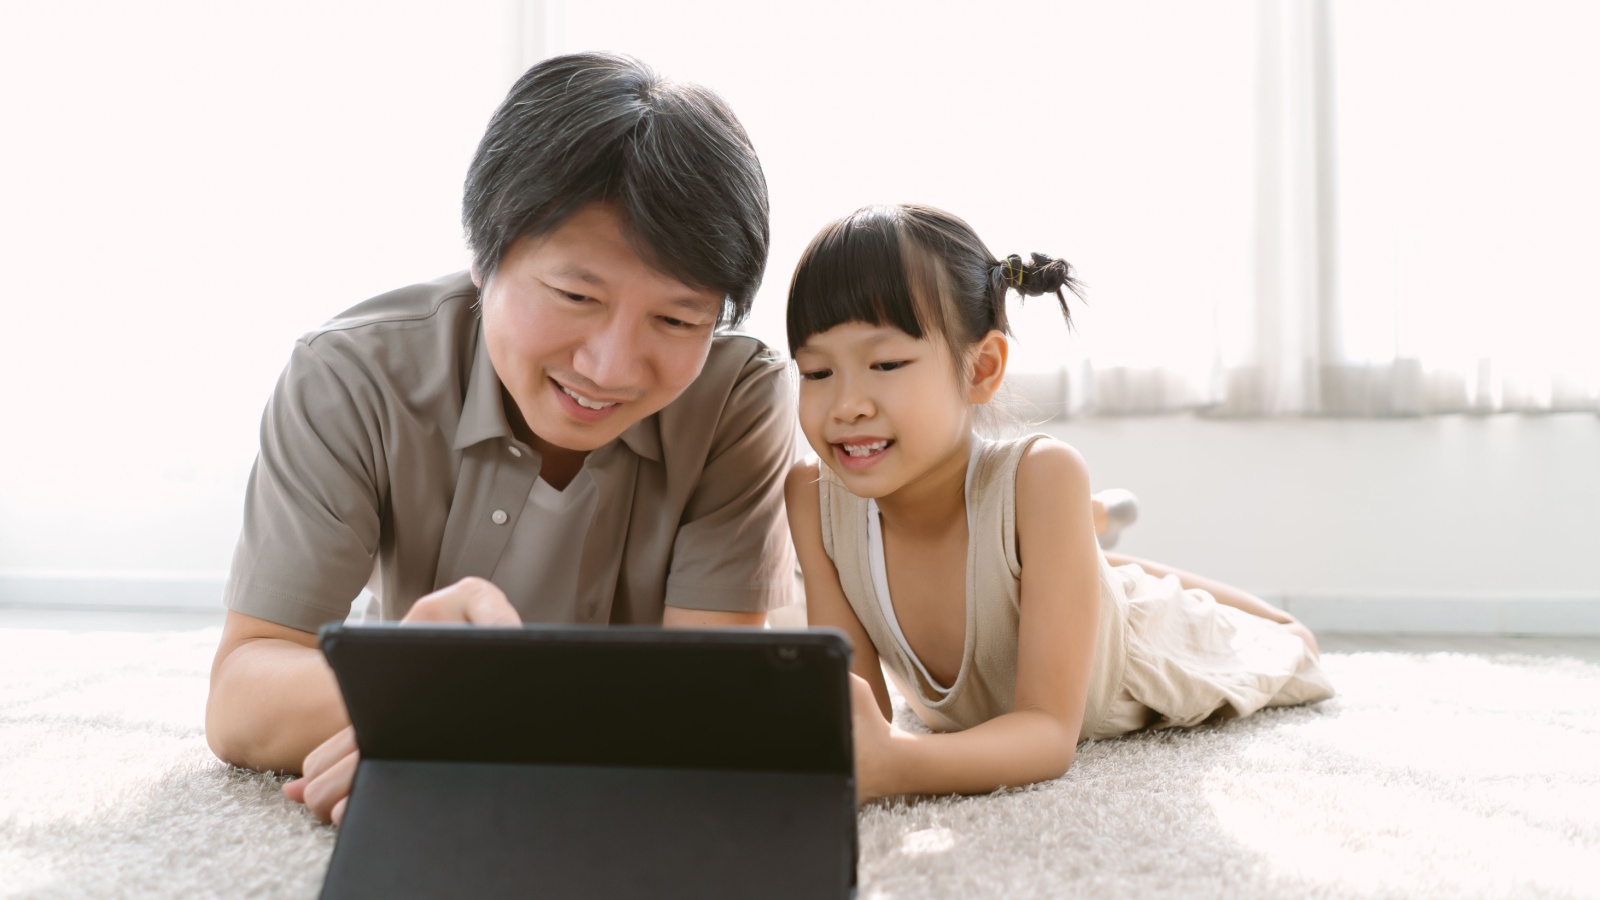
[1092, 489, 1138, 550]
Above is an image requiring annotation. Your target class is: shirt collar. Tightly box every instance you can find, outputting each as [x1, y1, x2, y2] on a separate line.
[453, 321, 663, 463]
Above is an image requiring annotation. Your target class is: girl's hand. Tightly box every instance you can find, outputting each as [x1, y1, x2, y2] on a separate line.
[848, 672, 904, 804]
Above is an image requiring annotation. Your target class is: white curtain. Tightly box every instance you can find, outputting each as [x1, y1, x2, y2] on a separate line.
[559, 0, 1600, 419]
[1029, 0, 1600, 418]
[0, 1, 529, 583]
[1329, 0, 1600, 416]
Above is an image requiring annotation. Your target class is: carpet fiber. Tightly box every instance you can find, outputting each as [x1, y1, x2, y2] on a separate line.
[2, 627, 1597, 898]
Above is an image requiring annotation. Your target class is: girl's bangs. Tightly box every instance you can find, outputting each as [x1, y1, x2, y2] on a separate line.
[786, 210, 930, 354]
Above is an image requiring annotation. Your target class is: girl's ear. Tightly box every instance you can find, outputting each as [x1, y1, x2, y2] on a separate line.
[965, 331, 1008, 404]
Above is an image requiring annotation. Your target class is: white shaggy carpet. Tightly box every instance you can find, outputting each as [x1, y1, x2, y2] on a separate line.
[2, 626, 1598, 899]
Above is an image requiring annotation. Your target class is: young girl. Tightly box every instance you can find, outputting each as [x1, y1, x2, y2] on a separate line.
[783, 204, 1334, 802]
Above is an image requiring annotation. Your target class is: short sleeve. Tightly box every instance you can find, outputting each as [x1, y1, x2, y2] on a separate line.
[222, 338, 385, 632]
[663, 350, 798, 614]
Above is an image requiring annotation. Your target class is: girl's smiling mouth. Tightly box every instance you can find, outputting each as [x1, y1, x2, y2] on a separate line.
[834, 438, 895, 471]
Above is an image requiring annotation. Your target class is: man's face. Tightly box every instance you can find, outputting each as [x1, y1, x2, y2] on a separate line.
[477, 203, 723, 461]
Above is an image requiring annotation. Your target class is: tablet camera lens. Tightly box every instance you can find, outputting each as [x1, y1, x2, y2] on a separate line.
[777, 646, 799, 662]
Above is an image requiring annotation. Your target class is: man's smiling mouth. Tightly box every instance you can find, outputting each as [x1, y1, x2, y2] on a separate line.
[559, 383, 619, 410]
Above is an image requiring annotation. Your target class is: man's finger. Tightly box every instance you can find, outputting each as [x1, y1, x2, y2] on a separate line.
[302, 725, 357, 781]
[302, 747, 361, 823]
[403, 577, 521, 626]
[465, 584, 521, 626]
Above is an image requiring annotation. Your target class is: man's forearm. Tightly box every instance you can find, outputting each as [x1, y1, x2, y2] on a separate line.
[206, 637, 348, 774]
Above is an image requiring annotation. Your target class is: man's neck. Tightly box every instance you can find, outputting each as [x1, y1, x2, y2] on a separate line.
[502, 388, 589, 490]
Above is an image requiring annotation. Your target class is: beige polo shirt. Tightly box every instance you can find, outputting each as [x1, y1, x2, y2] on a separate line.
[223, 271, 797, 633]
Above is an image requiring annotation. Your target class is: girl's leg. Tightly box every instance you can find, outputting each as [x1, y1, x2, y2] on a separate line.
[1101, 552, 1319, 656]
[1090, 489, 1138, 548]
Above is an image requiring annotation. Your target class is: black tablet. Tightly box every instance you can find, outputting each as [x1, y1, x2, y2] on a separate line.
[318, 624, 857, 899]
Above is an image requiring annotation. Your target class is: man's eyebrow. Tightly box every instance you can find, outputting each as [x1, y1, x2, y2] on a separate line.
[667, 295, 721, 315]
[549, 264, 606, 285]
[548, 265, 716, 314]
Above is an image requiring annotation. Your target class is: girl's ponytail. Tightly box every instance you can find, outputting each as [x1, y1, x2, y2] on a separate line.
[990, 252, 1084, 328]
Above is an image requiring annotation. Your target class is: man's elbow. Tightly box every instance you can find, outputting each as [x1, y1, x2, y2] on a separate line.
[205, 689, 249, 770]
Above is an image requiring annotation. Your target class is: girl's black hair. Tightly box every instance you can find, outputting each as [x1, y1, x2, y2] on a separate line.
[786, 204, 1082, 366]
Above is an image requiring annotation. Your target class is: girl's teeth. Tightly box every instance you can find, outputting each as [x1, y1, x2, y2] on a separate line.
[562, 386, 616, 410]
[844, 441, 888, 457]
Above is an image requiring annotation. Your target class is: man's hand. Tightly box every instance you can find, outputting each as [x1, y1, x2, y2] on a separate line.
[282, 576, 522, 823]
[283, 723, 359, 823]
[400, 576, 522, 626]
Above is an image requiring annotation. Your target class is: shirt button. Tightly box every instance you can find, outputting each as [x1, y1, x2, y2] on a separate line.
[491, 510, 509, 525]
[508, 446, 522, 458]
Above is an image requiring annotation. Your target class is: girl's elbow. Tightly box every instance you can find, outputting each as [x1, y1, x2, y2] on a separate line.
[1044, 741, 1078, 781]
[1044, 716, 1082, 779]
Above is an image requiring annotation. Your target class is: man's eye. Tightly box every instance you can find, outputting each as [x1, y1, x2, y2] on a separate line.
[660, 316, 702, 330]
[561, 291, 591, 303]
[799, 369, 832, 381]
[872, 360, 906, 372]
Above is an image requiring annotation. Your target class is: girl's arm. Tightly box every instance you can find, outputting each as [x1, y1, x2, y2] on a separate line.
[784, 460, 894, 719]
[850, 439, 1106, 799]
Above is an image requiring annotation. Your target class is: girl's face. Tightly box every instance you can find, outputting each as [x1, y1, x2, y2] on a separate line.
[793, 321, 978, 499]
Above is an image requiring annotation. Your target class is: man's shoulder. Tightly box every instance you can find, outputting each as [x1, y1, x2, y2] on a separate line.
[698, 331, 788, 391]
[280, 272, 482, 421]
[301, 271, 480, 349]
[669, 331, 791, 419]
[653, 331, 794, 461]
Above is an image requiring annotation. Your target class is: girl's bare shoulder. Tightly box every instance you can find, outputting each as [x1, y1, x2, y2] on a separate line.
[784, 457, 824, 513]
[1016, 435, 1091, 497]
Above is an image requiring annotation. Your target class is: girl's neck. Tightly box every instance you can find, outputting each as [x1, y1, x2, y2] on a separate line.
[874, 432, 975, 538]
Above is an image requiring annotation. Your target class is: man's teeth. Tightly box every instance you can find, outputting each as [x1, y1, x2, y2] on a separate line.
[842, 440, 889, 458]
[562, 386, 617, 410]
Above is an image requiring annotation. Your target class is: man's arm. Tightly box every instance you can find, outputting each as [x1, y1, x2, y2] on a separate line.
[660, 341, 799, 618]
[206, 611, 347, 774]
[210, 336, 388, 771]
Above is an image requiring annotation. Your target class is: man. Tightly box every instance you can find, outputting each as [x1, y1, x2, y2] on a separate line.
[205, 52, 796, 824]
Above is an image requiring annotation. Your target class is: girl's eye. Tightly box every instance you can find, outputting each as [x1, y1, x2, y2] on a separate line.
[560, 290, 591, 303]
[871, 360, 907, 372]
[799, 369, 832, 381]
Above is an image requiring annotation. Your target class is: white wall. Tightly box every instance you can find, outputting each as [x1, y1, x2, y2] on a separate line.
[6, 412, 1597, 635]
[1045, 413, 1600, 633]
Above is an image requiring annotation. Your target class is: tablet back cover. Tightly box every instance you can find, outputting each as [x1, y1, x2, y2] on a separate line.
[319, 626, 856, 899]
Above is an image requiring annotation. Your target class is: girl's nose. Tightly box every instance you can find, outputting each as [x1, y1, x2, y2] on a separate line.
[830, 379, 873, 422]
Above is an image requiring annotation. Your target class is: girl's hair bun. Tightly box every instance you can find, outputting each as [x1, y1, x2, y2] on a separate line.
[993, 252, 1084, 326]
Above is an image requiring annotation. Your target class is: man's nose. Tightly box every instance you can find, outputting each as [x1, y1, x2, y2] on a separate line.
[572, 315, 644, 391]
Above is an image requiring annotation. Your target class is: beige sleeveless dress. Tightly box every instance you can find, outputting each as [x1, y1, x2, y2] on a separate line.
[818, 434, 1334, 740]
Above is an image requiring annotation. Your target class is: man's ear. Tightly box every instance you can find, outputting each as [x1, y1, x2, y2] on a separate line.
[965, 331, 1008, 404]
[469, 263, 483, 289]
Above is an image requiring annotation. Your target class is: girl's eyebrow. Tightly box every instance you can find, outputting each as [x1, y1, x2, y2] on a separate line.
[796, 329, 912, 357]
